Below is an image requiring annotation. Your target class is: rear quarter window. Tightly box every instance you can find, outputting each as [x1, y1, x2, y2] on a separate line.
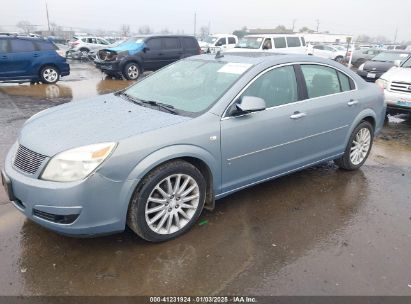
[182, 37, 198, 49]
[337, 71, 354, 91]
[286, 37, 301, 48]
[10, 39, 35, 52]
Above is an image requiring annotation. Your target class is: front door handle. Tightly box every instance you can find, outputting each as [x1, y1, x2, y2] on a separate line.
[347, 99, 359, 106]
[290, 112, 307, 119]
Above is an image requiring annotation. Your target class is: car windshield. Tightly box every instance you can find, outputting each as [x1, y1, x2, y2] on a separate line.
[124, 59, 252, 114]
[204, 36, 218, 44]
[235, 37, 263, 49]
[401, 57, 411, 68]
[372, 52, 410, 63]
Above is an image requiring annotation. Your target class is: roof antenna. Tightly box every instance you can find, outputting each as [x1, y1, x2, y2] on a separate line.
[215, 50, 224, 59]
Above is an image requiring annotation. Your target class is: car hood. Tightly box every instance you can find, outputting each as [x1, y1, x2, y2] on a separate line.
[380, 67, 411, 82]
[105, 41, 146, 55]
[363, 60, 394, 72]
[18, 94, 191, 157]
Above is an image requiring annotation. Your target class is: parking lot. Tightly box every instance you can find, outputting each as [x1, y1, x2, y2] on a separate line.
[0, 60, 410, 296]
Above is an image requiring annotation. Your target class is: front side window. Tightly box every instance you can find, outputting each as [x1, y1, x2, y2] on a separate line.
[273, 37, 286, 49]
[286, 37, 301, 48]
[146, 38, 162, 50]
[125, 60, 251, 114]
[301, 65, 342, 98]
[216, 38, 226, 46]
[240, 65, 298, 108]
[10, 40, 35, 53]
[262, 38, 272, 50]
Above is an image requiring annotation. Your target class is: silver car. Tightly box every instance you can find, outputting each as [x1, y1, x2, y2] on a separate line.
[2, 53, 386, 242]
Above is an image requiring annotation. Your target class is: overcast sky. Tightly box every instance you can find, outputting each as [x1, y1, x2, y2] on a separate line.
[1, 0, 410, 41]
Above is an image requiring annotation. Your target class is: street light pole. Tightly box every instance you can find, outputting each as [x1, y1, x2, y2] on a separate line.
[45, 0, 51, 31]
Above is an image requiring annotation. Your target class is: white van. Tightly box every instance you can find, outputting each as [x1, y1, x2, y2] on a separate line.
[199, 34, 238, 53]
[227, 34, 307, 55]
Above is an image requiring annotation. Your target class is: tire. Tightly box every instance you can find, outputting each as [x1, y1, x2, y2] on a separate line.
[39, 66, 60, 84]
[79, 48, 89, 54]
[127, 160, 206, 242]
[123, 62, 141, 80]
[334, 121, 374, 170]
[335, 56, 344, 63]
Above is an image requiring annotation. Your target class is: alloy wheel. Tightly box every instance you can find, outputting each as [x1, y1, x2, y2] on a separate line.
[43, 68, 58, 83]
[350, 127, 371, 165]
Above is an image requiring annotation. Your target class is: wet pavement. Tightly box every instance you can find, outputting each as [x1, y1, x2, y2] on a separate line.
[0, 61, 410, 296]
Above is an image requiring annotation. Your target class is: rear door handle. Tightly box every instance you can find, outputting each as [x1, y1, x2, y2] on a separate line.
[290, 112, 307, 119]
[347, 99, 359, 106]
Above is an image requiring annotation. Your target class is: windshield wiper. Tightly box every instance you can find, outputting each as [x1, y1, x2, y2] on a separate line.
[119, 92, 143, 105]
[140, 99, 178, 114]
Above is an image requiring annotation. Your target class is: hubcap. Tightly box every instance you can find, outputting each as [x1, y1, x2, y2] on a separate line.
[350, 127, 371, 165]
[43, 68, 58, 83]
[127, 65, 139, 79]
[145, 174, 200, 235]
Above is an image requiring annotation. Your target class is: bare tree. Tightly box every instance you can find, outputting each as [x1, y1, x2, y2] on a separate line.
[120, 24, 130, 37]
[16, 21, 35, 34]
[299, 26, 315, 33]
[160, 28, 171, 34]
[138, 25, 152, 35]
[49, 22, 62, 34]
[199, 26, 210, 40]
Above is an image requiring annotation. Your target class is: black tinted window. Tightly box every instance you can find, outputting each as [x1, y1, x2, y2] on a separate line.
[163, 37, 180, 49]
[228, 37, 236, 44]
[35, 41, 57, 51]
[0, 39, 8, 53]
[241, 65, 298, 107]
[216, 38, 226, 46]
[273, 37, 286, 49]
[301, 37, 306, 46]
[301, 65, 341, 98]
[182, 37, 197, 49]
[286, 37, 301, 47]
[10, 39, 35, 52]
[146, 38, 162, 50]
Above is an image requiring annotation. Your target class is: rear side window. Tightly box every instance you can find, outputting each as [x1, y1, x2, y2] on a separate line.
[301, 65, 341, 98]
[273, 37, 286, 49]
[10, 39, 35, 52]
[286, 37, 301, 47]
[228, 37, 236, 44]
[35, 41, 57, 51]
[182, 37, 197, 49]
[146, 38, 162, 50]
[0, 39, 8, 53]
[241, 65, 298, 108]
[337, 71, 353, 91]
[163, 37, 180, 49]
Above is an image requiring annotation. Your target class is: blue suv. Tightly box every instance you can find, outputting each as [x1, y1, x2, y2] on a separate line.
[0, 35, 70, 84]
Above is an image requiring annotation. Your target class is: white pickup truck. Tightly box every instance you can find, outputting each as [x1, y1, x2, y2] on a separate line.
[376, 56, 411, 115]
[198, 34, 238, 53]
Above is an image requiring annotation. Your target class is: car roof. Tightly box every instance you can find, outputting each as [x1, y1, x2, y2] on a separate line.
[131, 35, 196, 39]
[379, 50, 411, 54]
[245, 34, 303, 38]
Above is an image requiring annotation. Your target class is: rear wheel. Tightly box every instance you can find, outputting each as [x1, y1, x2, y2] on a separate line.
[39, 66, 60, 84]
[123, 62, 141, 80]
[334, 121, 374, 170]
[127, 160, 206, 242]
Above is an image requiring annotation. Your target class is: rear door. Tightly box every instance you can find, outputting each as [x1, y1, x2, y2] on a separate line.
[4, 39, 36, 78]
[0, 39, 11, 78]
[143, 37, 165, 70]
[161, 37, 183, 66]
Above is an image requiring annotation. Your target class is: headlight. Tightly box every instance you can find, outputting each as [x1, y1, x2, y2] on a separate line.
[376, 78, 388, 90]
[358, 63, 365, 71]
[41, 142, 116, 182]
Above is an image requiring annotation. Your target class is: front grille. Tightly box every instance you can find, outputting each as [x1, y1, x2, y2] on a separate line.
[389, 81, 411, 93]
[33, 209, 79, 224]
[13, 145, 47, 175]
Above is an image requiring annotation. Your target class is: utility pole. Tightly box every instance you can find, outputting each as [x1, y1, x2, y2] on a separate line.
[45, 0, 51, 31]
[316, 19, 320, 32]
[394, 27, 398, 43]
[292, 19, 296, 32]
[194, 12, 197, 37]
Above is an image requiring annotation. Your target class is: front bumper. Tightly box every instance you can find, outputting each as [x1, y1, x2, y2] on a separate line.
[356, 70, 384, 82]
[384, 89, 411, 114]
[94, 59, 122, 74]
[3, 143, 137, 237]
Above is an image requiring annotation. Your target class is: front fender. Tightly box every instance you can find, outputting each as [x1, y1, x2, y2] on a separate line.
[126, 144, 220, 192]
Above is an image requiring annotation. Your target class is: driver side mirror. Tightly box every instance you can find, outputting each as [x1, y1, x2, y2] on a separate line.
[236, 96, 266, 113]
[143, 47, 150, 53]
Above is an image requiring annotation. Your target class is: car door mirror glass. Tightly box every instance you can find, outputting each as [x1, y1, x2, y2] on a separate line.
[236, 96, 266, 113]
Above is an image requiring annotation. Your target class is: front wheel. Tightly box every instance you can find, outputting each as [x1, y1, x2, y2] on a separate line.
[127, 160, 206, 242]
[39, 66, 60, 84]
[334, 121, 374, 170]
[123, 62, 141, 80]
[335, 56, 344, 63]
